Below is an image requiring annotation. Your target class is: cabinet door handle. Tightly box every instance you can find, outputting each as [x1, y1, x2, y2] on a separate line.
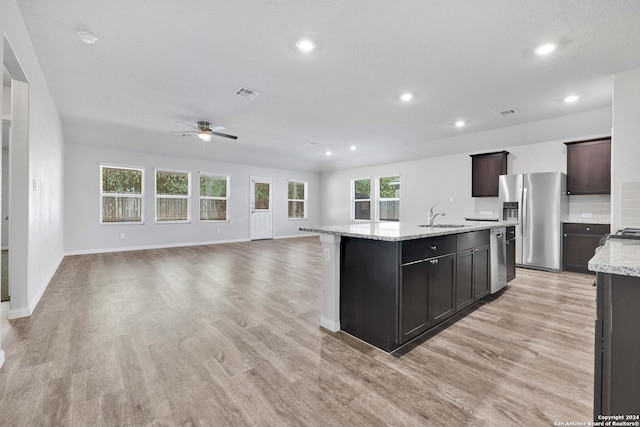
[592, 280, 596, 287]
[564, 234, 567, 237]
[586, 227, 591, 231]
[430, 245, 437, 251]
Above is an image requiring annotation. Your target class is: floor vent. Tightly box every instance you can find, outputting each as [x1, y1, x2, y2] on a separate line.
[496, 108, 518, 116]
[234, 87, 260, 99]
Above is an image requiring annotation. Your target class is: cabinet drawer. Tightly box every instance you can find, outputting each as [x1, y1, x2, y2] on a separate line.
[402, 235, 456, 264]
[563, 223, 610, 235]
[457, 230, 490, 251]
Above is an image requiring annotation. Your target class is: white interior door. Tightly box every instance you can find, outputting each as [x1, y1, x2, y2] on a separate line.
[250, 177, 273, 240]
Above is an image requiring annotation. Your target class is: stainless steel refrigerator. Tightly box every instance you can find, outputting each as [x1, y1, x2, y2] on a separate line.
[498, 172, 567, 272]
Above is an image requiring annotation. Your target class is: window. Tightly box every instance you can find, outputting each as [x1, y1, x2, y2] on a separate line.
[352, 178, 371, 220]
[378, 176, 400, 221]
[200, 174, 229, 221]
[288, 180, 307, 219]
[351, 176, 400, 222]
[155, 169, 191, 222]
[100, 165, 144, 224]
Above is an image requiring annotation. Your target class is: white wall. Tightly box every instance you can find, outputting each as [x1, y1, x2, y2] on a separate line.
[320, 110, 611, 226]
[612, 68, 640, 231]
[1, 0, 65, 332]
[64, 144, 320, 254]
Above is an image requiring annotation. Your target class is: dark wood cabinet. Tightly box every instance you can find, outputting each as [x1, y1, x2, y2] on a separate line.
[565, 137, 611, 195]
[400, 262, 429, 341]
[456, 230, 490, 310]
[506, 226, 516, 282]
[456, 250, 474, 311]
[341, 230, 493, 353]
[427, 253, 456, 324]
[594, 272, 640, 417]
[473, 245, 490, 299]
[470, 151, 509, 197]
[562, 223, 610, 274]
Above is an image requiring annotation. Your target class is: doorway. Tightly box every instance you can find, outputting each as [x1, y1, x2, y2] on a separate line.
[3, 37, 29, 318]
[250, 177, 274, 240]
[1, 67, 10, 302]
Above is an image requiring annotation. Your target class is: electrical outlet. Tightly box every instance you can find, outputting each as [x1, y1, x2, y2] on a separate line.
[120, 233, 125, 239]
[324, 248, 331, 262]
[217, 228, 221, 234]
[582, 213, 593, 218]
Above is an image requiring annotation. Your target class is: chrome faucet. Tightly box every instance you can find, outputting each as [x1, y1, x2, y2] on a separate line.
[428, 204, 446, 226]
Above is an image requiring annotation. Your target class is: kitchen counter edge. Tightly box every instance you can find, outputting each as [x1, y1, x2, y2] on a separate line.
[299, 221, 518, 242]
[589, 239, 640, 278]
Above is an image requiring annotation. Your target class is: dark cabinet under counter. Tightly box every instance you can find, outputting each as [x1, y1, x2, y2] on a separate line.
[594, 272, 640, 417]
[562, 223, 610, 274]
[340, 230, 491, 353]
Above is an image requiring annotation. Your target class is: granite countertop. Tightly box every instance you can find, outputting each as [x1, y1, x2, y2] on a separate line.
[299, 220, 518, 242]
[589, 239, 640, 277]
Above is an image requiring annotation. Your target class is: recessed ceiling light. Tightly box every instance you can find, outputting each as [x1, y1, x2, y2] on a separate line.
[325, 151, 332, 156]
[455, 120, 466, 128]
[535, 43, 556, 55]
[77, 31, 98, 44]
[296, 39, 315, 52]
[400, 93, 413, 102]
[564, 95, 580, 103]
[350, 145, 357, 151]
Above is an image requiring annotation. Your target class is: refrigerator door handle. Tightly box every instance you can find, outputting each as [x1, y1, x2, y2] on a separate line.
[522, 187, 528, 237]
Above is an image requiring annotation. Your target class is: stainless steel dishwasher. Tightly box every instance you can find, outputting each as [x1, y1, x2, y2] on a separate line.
[490, 227, 507, 294]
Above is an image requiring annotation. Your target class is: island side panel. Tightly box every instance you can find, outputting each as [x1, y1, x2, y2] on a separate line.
[340, 237, 399, 352]
[319, 233, 342, 332]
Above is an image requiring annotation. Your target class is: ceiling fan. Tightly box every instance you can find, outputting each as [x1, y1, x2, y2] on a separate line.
[171, 121, 238, 141]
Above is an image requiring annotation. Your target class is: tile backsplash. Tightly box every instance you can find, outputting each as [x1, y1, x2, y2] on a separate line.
[568, 194, 611, 223]
[621, 182, 640, 227]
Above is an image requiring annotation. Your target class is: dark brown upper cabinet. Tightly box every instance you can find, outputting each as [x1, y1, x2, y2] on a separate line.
[470, 151, 509, 197]
[564, 137, 611, 195]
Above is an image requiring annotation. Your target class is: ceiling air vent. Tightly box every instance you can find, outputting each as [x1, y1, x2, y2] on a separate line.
[234, 87, 260, 99]
[496, 108, 518, 116]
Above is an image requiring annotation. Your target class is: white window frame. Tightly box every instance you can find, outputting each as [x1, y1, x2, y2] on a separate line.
[199, 173, 230, 222]
[351, 177, 372, 222]
[154, 168, 192, 223]
[287, 180, 308, 220]
[99, 164, 145, 225]
[375, 175, 400, 222]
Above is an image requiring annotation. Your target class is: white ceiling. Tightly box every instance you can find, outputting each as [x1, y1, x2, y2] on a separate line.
[14, 0, 640, 172]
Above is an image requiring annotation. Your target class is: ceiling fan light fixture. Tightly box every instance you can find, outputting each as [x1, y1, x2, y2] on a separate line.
[198, 133, 212, 141]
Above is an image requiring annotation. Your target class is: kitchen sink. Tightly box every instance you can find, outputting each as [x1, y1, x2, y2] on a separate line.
[417, 224, 469, 228]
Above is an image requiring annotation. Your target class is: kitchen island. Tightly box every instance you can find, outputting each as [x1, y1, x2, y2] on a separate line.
[589, 237, 640, 417]
[300, 221, 516, 352]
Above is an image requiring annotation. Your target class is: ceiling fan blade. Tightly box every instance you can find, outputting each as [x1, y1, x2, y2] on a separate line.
[174, 121, 198, 130]
[169, 130, 197, 134]
[210, 125, 226, 132]
[211, 132, 238, 140]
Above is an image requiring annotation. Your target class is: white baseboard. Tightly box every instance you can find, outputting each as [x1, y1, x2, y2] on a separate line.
[7, 253, 64, 320]
[275, 233, 319, 239]
[320, 316, 340, 333]
[8, 306, 30, 319]
[64, 238, 251, 256]
[0, 349, 5, 369]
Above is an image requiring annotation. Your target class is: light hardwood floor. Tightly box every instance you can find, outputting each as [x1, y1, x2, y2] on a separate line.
[0, 237, 595, 426]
